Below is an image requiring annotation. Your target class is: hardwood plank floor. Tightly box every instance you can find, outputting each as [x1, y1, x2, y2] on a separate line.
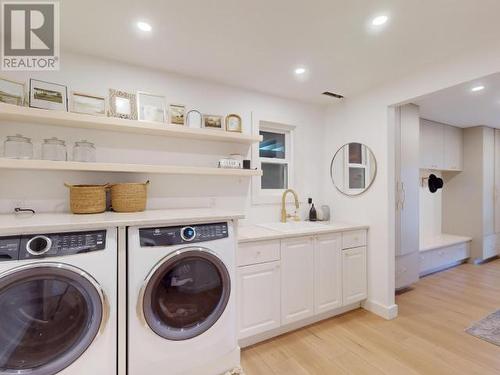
[241, 259, 500, 375]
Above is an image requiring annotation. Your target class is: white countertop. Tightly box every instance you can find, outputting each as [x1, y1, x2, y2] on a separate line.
[0, 209, 245, 235]
[238, 222, 368, 243]
[420, 233, 472, 252]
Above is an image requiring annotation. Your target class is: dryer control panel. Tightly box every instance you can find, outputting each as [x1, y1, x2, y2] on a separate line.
[0, 230, 106, 261]
[140, 222, 228, 247]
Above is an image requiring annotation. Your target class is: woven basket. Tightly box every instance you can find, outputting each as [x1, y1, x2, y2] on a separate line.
[64, 183, 108, 214]
[110, 181, 150, 213]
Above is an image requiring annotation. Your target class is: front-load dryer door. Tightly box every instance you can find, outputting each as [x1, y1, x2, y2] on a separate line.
[140, 247, 230, 341]
[0, 263, 107, 375]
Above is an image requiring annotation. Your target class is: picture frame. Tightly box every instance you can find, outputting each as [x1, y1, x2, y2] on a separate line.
[202, 114, 224, 130]
[225, 114, 242, 133]
[0, 77, 25, 106]
[71, 92, 106, 116]
[169, 104, 185, 125]
[109, 89, 137, 120]
[137, 91, 166, 123]
[186, 109, 202, 128]
[29, 79, 68, 111]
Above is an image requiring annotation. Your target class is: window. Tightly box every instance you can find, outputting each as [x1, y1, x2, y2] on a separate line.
[345, 143, 371, 192]
[259, 130, 289, 190]
[252, 121, 294, 204]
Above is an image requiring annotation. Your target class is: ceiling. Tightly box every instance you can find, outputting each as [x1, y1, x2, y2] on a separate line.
[415, 73, 500, 128]
[61, 0, 500, 104]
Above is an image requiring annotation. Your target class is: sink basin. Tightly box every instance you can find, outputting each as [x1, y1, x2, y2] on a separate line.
[257, 221, 331, 233]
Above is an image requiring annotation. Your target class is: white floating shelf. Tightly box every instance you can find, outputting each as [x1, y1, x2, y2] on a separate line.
[0, 159, 263, 176]
[0, 103, 262, 145]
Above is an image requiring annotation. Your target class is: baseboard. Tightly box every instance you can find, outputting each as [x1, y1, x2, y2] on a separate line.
[361, 299, 398, 320]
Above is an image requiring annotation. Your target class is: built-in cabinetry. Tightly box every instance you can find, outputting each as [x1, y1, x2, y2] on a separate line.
[237, 229, 367, 345]
[420, 119, 463, 171]
[419, 236, 471, 276]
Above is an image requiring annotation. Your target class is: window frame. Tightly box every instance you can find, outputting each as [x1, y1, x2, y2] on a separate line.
[343, 143, 372, 195]
[252, 120, 295, 205]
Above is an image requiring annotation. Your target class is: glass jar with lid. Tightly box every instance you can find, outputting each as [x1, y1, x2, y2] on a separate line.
[42, 137, 67, 161]
[4, 134, 33, 159]
[73, 140, 96, 162]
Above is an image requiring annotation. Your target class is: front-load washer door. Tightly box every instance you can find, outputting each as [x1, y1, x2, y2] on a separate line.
[141, 247, 230, 341]
[0, 263, 107, 375]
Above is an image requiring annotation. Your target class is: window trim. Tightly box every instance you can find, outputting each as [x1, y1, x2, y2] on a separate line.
[252, 119, 295, 205]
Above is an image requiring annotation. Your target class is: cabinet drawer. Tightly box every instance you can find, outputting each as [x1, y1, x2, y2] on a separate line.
[238, 240, 280, 266]
[342, 230, 367, 249]
[419, 251, 434, 273]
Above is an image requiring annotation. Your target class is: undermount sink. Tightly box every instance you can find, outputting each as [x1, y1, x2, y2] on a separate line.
[257, 221, 331, 233]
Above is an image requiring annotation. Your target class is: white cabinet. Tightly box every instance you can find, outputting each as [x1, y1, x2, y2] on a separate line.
[342, 246, 367, 305]
[420, 119, 444, 170]
[314, 233, 342, 314]
[444, 125, 463, 171]
[281, 237, 314, 325]
[237, 261, 281, 339]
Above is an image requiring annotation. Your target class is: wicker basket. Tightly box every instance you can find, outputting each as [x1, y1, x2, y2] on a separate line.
[110, 181, 150, 213]
[64, 183, 108, 214]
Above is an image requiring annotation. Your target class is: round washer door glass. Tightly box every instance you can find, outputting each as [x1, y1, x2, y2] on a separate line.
[0, 264, 104, 375]
[143, 247, 230, 341]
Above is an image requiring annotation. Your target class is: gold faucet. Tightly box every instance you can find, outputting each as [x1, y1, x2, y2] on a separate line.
[281, 189, 300, 223]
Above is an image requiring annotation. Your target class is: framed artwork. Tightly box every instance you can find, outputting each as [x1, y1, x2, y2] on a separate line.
[137, 91, 166, 123]
[186, 109, 202, 128]
[71, 92, 106, 116]
[0, 77, 25, 106]
[109, 89, 137, 120]
[169, 104, 185, 125]
[225, 114, 242, 132]
[29, 79, 68, 111]
[202, 114, 223, 130]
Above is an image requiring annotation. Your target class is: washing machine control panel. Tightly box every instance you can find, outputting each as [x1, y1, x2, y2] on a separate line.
[0, 230, 107, 261]
[140, 222, 228, 247]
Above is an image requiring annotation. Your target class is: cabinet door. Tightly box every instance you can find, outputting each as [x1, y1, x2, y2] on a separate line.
[314, 233, 342, 314]
[420, 120, 444, 169]
[237, 261, 281, 339]
[342, 246, 367, 305]
[281, 237, 314, 325]
[444, 125, 463, 171]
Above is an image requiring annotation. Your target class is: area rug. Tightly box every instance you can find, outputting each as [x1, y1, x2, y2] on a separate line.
[466, 309, 500, 346]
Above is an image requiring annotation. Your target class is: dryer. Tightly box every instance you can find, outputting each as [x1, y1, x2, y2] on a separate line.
[0, 228, 117, 375]
[127, 221, 239, 375]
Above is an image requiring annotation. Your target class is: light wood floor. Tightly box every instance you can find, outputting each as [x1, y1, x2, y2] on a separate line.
[241, 259, 500, 375]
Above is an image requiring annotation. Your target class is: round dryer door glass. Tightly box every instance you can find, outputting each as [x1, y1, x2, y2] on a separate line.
[143, 247, 231, 341]
[0, 264, 104, 375]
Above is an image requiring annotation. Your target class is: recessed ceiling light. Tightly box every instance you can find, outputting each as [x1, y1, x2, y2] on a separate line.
[294, 67, 306, 75]
[372, 15, 388, 26]
[137, 21, 152, 32]
[471, 85, 485, 92]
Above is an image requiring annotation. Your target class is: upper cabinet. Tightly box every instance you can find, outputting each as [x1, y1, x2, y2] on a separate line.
[420, 119, 463, 171]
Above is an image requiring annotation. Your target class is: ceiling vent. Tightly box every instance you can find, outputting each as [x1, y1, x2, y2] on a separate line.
[322, 91, 344, 99]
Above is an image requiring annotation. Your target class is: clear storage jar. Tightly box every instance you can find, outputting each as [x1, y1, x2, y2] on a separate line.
[42, 137, 67, 161]
[73, 140, 96, 162]
[4, 134, 33, 159]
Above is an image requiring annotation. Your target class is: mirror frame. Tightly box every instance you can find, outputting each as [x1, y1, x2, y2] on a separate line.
[330, 142, 377, 196]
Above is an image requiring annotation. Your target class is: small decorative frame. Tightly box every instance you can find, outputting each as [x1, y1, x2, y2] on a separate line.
[109, 89, 137, 120]
[186, 109, 202, 128]
[202, 114, 224, 130]
[169, 104, 185, 125]
[29, 79, 68, 111]
[225, 114, 242, 133]
[71, 92, 106, 116]
[137, 91, 166, 123]
[0, 77, 25, 106]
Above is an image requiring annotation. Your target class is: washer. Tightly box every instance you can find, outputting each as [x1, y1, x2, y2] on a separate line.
[0, 228, 117, 375]
[128, 221, 239, 375]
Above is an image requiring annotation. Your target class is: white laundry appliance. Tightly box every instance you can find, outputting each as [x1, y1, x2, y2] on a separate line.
[0, 227, 117, 375]
[127, 221, 239, 375]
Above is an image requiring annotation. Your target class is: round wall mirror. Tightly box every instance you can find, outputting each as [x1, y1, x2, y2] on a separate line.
[330, 142, 377, 196]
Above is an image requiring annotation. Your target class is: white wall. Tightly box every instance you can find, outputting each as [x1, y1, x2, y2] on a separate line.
[322, 40, 500, 318]
[419, 170, 442, 240]
[0, 52, 326, 224]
